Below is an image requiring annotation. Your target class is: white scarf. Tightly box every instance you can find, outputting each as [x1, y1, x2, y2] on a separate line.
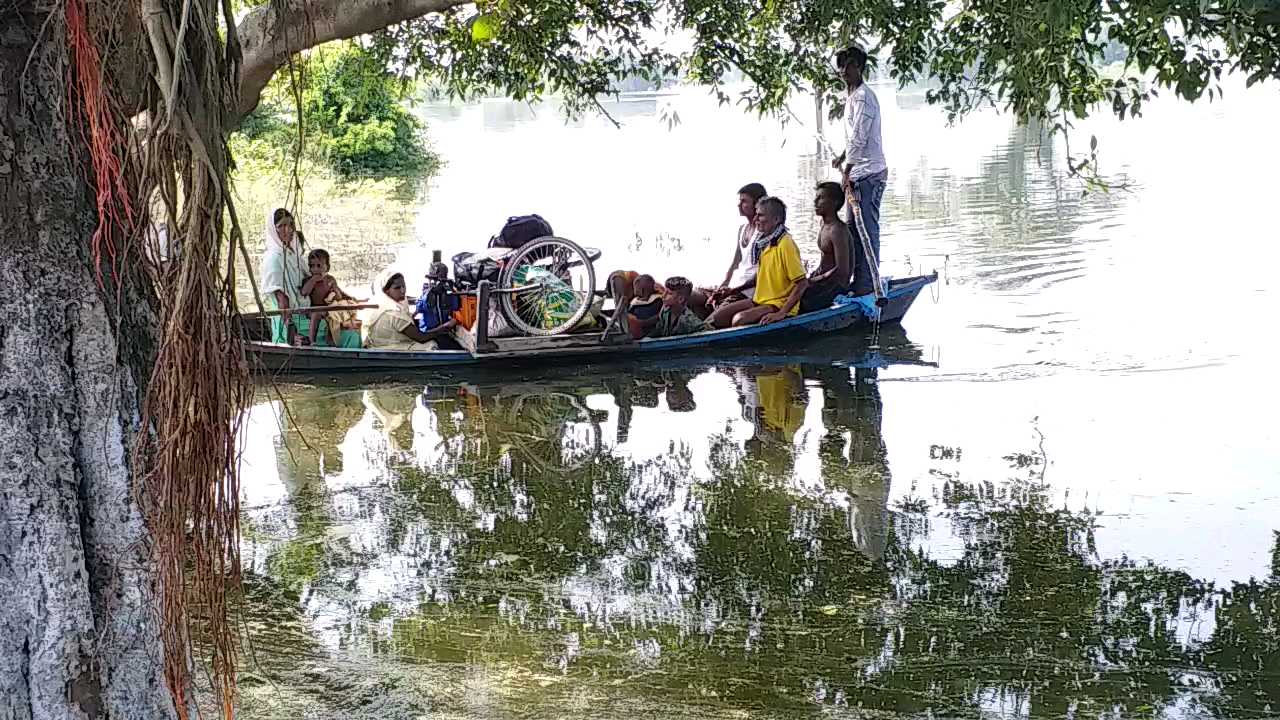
[372, 268, 409, 312]
[259, 206, 309, 308]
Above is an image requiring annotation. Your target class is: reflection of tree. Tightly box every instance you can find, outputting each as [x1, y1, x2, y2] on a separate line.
[243, 367, 1280, 719]
[874, 465, 1211, 717]
[1197, 531, 1280, 717]
[262, 487, 335, 594]
[235, 570, 428, 719]
[270, 387, 366, 492]
[423, 383, 613, 580]
[699, 433, 887, 602]
[255, 388, 367, 594]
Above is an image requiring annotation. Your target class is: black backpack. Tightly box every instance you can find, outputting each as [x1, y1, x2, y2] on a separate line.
[452, 250, 501, 285]
[488, 214, 553, 249]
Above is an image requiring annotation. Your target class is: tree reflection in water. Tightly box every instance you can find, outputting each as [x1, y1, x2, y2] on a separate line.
[238, 338, 1279, 719]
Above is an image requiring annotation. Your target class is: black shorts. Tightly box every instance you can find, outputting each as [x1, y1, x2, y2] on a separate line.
[800, 282, 847, 313]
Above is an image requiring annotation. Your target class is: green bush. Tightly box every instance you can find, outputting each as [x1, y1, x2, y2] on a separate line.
[231, 42, 436, 177]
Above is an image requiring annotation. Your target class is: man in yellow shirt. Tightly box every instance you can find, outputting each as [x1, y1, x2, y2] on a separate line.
[708, 196, 809, 327]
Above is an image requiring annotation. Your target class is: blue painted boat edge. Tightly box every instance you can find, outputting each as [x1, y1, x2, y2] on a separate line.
[635, 273, 935, 352]
[248, 342, 477, 367]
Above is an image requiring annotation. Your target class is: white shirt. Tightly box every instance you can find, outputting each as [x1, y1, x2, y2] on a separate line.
[844, 83, 887, 182]
[259, 243, 309, 309]
[728, 223, 759, 289]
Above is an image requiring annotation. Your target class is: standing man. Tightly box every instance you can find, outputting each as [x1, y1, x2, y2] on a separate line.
[831, 45, 888, 296]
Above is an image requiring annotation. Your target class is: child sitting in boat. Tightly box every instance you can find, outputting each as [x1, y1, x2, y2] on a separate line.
[300, 247, 360, 346]
[625, 274, 665, 337]
[632, 276, 707, 339]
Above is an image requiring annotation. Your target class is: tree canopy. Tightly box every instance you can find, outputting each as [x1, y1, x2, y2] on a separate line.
[233, 0, 1280, 132]
[236, 42, 435, 175]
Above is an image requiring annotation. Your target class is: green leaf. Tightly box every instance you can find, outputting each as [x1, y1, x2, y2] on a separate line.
[471, 14, 497, 43]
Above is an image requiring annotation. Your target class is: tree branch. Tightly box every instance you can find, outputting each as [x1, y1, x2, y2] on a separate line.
[234, 0, 469, 123]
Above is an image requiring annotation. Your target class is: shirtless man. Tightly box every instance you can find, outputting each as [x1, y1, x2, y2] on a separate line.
[799, 182, 853, 313]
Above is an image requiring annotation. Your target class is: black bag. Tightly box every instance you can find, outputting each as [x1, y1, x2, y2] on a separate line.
[452, 251, 501, 285]
[488, 214, 553, 249]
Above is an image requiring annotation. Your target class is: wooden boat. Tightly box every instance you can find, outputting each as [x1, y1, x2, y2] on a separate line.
[242, 273, 937, 374]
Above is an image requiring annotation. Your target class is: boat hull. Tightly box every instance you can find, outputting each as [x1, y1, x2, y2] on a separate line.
[244, 273, 936, 374]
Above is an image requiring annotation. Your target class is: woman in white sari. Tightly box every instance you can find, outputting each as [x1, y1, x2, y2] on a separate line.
[259, 206, 359, 347]
[363, 269, 457, 351]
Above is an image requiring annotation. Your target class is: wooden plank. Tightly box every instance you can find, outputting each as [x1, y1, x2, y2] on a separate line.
[485, 331, 633, 353]
[246, 341, 475, 372]
[475, 281, 494, 352]
[250, 303, 378, 318]
[456, 342, 637, 361]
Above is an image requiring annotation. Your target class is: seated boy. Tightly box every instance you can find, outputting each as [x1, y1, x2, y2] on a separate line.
[300, 248, 359, 346]
[626, 273, 664, 328]
[604, 271, 664, 339]
[633, 276, 706, 339]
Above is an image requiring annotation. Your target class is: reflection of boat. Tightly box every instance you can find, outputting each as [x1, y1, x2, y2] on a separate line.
[243, 273, 937, 374]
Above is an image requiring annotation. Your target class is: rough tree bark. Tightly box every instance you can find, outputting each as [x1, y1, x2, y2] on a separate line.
[0, 5, 173, 719]
[2, 0, 477, 717]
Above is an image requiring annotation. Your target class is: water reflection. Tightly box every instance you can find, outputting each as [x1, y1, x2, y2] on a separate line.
[226, 76, 1280, 718]
[238, 335, 1279, 718]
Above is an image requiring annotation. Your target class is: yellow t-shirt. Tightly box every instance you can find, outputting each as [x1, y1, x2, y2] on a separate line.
[756, 367, 805, 442]
[752, 233, 806, 315]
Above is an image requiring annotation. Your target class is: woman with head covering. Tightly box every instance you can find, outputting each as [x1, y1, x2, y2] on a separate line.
[259, 207, 360, 347]
[363, 268, 457, 351]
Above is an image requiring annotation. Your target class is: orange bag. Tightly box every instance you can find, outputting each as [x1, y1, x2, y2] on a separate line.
[452, 294, 478, 330]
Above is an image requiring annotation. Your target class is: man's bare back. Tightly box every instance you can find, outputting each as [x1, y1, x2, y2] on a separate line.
[811, 216, 852, 288]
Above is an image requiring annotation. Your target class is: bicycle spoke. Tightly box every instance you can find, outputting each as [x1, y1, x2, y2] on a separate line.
[497, 237, 597, 336]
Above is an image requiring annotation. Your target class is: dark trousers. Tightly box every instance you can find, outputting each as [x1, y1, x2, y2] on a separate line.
[846, 169, 887, 296]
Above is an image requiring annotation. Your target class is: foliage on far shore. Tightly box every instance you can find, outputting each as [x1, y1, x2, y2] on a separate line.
[231, 41, 438, 179]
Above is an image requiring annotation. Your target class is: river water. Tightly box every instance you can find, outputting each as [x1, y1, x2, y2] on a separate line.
[236, 77, 1280, 718]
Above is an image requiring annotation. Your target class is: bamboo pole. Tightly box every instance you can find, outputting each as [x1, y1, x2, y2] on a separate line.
[844, 184, 887, 307]
[250, 302, 378, 318]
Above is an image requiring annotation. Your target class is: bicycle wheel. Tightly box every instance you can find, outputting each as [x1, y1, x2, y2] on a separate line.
[497, 236, 597, 336]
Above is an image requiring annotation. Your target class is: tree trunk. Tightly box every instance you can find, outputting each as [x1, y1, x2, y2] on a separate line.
[0, 5, 174, 719]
